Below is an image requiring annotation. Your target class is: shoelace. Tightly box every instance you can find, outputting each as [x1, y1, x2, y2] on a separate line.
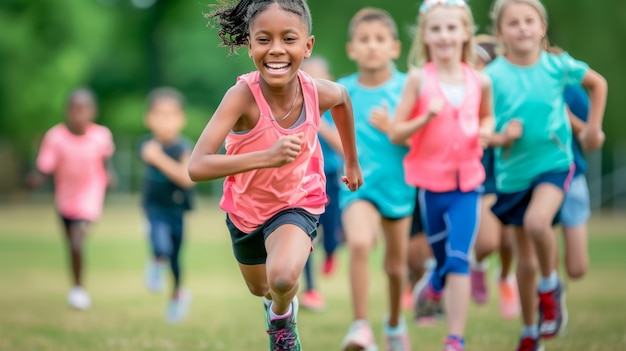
[518, 337, 537, 351]
[268, 322, 297, 351]
[539, 292, 557, 320]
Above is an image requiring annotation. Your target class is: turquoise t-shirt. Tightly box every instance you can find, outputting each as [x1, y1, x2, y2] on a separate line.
[485, 51, 589, 193]
[337, 69, 415, 217]
[319, 111, 343, 174]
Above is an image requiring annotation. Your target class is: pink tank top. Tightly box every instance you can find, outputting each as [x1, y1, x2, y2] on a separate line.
[404, 62, 485, 192]
[219, 70, 327, 233]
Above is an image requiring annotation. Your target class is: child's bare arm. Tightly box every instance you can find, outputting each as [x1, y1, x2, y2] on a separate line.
[142, 140, 194, 189]
[579, 69, 607, 150]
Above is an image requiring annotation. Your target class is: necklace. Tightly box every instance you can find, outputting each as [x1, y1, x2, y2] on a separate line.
[273, 83, 299, 122]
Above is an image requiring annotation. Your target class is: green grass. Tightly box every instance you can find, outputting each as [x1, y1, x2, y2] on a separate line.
[1, 196, 625, 351]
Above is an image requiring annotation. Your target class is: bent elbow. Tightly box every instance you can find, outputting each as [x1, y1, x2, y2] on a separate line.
[187, 163, 203, 182]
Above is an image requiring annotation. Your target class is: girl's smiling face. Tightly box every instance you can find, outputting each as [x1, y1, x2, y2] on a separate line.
[497, 2, 546, 57]
[422, 6, 470, 63]
[247, 3, 314, 89]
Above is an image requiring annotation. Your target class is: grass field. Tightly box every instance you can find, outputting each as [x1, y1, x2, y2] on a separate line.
[1, 195, 625, 351]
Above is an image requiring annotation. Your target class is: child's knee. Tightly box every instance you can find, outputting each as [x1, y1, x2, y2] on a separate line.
[523, 214, 552, 238]
[566, 261, 588, 280]
[267, 273, 298, 295]
[246, 281, 269, 297]
[516, 253, 537, 274]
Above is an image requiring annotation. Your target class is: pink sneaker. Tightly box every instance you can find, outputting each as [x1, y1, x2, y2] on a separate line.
[443, 336, 464, 351]
[470, 267, 488, 305]
[498, 276, 520, 319]
[300, 290, 325, 311]
[402, 288, 413, 310]
[323, 255, 337, 276]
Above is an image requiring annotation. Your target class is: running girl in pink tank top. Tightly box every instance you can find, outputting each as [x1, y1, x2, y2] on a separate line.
[389, 1, 494, 350]
[190, 1, 362, 349]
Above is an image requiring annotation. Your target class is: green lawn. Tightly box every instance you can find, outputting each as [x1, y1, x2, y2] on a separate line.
[0, 196, 625, 351]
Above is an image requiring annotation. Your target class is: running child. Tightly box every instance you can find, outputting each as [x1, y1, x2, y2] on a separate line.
[27, 87, 116, 311]
[338, 7, 414, 351]
[389, 1, 494, 349]
[139, 87, 195, 323]
[299, 56, 345, 311]
[486, 0, 607, 349]
[194, 1, 363, 349]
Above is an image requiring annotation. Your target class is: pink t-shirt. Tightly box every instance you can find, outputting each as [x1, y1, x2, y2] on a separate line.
[219, 70, 327, 233]
[36, 123, 115, 221]
[404, 62, 485, 192]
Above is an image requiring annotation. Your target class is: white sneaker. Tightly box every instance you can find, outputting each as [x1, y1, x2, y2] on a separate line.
[67, 286, 91, 310]
[144, 259, 166, 293]
[166, 288, 192, 323]
[342, 320, 378, 351]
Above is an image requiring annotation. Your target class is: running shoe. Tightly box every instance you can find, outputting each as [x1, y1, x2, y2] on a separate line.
[300, 289, 325, 311]
[415, 283, 443, 326]
[470, 267, 489, 305]
[498, 276, 520, 320]
[383, 317, 410, 351]
[515, 336, 544, 351]
[341, 320, 378, 351]
[538, 280, 566, 339]
[165, 288, 192, 323]
[67, 286, 91, 310]
[266, 297, 301, 351]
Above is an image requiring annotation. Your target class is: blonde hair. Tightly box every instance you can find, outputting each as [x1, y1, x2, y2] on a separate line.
[407, 3, 476, 68]
[490, 0, 550, 50]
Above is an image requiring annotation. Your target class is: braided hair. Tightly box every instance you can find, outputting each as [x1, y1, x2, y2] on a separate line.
[207, 0, 312, 55]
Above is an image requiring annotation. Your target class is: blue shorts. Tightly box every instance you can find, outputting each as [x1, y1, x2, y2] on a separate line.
[559, 174, 590, 227]
[226, 208, 319, 265]
[491, 168, 573, 226]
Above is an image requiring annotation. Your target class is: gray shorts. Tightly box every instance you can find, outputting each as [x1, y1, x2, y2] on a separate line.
[226, 208, 319, 265]
[560, 174, 590, 228]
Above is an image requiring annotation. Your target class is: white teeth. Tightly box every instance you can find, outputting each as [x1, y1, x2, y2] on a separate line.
[266, 63, 289, 69]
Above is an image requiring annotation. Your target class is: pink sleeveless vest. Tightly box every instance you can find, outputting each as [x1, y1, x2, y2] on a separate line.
[404, 62, 485, 192]
[219, 70, 327, 233]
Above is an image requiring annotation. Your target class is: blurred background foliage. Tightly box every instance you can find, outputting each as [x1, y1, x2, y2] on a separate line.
[0, 0, 624, 197]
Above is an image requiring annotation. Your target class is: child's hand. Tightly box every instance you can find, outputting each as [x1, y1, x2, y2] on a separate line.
[504, 119, 523, 144]
[579, 127, 605, 151]
[141, 139, 164, 164]
[426, 98, 445, 120]
[266, 133, 303, 167]
[341, 163, 363, 192]
[369, 101, 391, 134]
[478, 125, 493, 149]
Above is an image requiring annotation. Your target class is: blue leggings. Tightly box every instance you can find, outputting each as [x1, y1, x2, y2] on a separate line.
[418, 189, 480, 292]
[146, 210, 184, 289]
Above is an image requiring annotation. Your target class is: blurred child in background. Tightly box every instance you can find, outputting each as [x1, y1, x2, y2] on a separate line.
[486, 0, 607, 349]
[390, 1, 494, 349]
[470, 34, 520, 320]
[27, 87, 116, 311]
[139, 87, 195, 323]
[338, 7, 414, 351]
[299, 56, 345, 312]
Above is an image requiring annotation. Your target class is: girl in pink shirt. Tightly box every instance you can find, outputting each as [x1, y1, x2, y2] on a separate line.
[190, 1, 362, 349]
[27, 87, 116, 311]
[389, 1, 494, 350]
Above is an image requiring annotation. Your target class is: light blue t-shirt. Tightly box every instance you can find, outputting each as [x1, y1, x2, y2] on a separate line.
[485, 51, 589, 193]
[319, 111, 343, 174]
[337, 69, 415, 217]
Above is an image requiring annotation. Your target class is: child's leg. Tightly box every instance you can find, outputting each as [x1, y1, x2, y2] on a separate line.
[321, 171, 342, 257]
[63, 220, 89, 287]
[342, 200, 381, 321]
[169, 218, 184, 296]
[407, 233, 431, 288]
[264, 224, 313, 316]
[381, 216, 411, 327]
[499, 225, 516, 280]
[514, 226, 539, 332]
[562, 224, 588, 279]
[442, 191, 480, 338]
[302, 255, 314, 291]
[474, 194, 501, 263]
[524, 184, 563, 280]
